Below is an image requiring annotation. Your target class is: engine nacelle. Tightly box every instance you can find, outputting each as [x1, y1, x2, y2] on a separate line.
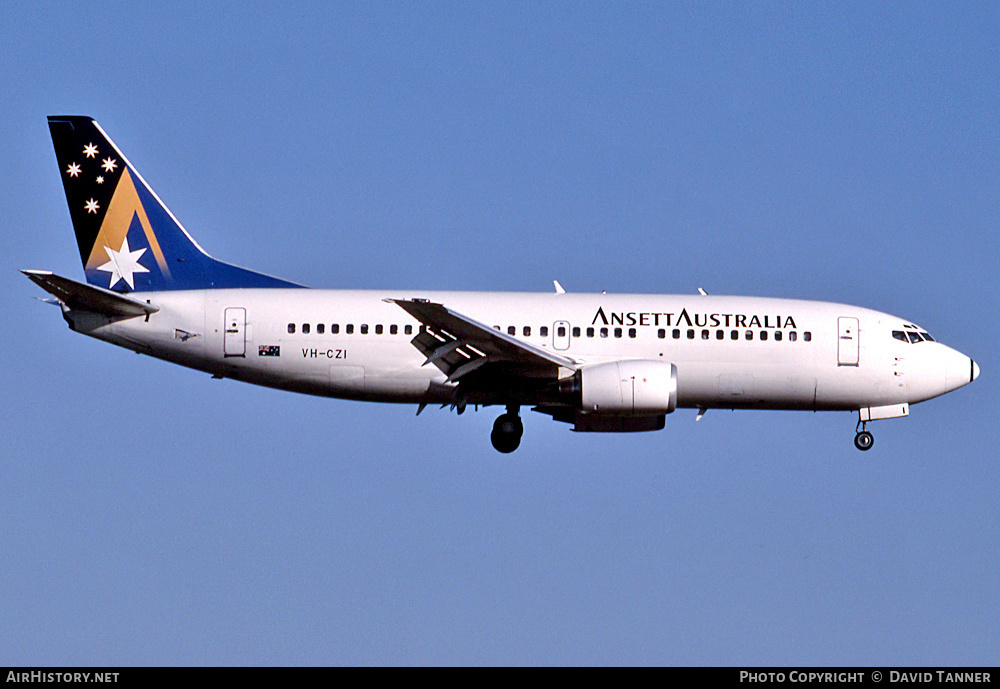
[577, 360, 678, 415]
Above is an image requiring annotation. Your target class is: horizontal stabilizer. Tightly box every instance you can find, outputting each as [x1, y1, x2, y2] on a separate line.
[22, 270, 158, 318]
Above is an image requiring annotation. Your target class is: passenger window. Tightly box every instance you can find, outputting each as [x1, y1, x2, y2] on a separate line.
[587, 327, 594, 338]
[405, 325, 413, 335]
[789, 331, 796, 341]
[540, 326, 549, 337]
[658, 329, 665, 339]
[628, 328, 636, 338]
[731, 330, 738, 340]
[302, 323, 310, 334]
[346, 324, 354, 334]
[745, 330, 753, 340]
[687, 329, 695, 340]
[716, 330, 724, 340]
[701, 329, 709, 340]
[572, 327, 581, 338]
[524, 326, 532, 337]
[508, 326, 516, 335]
[557, 326, 566, 337]
[375, 324, 383, 335]
[317, 323, 325, 334]
[600, 327, 608, 338]
[804, 332, 811, 342]
[287, 323, 295, 334]
[614, 328, 622, 338]
[760, 331, 767, 341]
[774, 330, 782, 341]
[672, 329, 680, 339]
[361, 324, 369, 335]
[390, 324, 398, 335]
[332, 324, 339, 334]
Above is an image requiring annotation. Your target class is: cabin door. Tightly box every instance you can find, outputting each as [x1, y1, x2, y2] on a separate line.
[838, 317, 859, 366]
[224, 307, 247, 357]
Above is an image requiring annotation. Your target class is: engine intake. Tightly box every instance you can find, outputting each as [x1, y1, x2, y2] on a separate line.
[573, 360, 678, 415]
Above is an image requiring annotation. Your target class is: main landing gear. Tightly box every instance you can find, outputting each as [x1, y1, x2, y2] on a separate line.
[491, 405, 523, 454]
[854, 420, 874, 451]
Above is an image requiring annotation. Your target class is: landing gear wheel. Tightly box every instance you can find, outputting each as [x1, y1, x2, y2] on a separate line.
[854, 430, 874, 451]
[491, 413, 523, 454]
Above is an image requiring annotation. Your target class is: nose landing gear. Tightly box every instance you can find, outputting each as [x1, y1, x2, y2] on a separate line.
[491, 406, 523, 453]
[854, 420, 874, 451]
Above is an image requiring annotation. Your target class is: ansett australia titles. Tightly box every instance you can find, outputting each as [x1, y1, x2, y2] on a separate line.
[592, 307, 797, 329]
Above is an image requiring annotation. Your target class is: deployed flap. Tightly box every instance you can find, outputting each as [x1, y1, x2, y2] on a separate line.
[387, 298, 576, 381]
[22, 270, 158, 318]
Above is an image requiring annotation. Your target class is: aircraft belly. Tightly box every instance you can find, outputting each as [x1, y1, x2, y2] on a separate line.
[810, 364, 890, 410]
[105, 310, 208, 365]
[676, 362, 819, 409]
[319, 368, 440, 402]
[356, 376, 437, 402]
[752, 372, 819, 408]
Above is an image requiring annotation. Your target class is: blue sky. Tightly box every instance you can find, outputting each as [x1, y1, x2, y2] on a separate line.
[2, 1, 997, 665]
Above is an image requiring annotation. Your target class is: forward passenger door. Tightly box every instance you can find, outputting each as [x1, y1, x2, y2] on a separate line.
[838, 317, 859, 366]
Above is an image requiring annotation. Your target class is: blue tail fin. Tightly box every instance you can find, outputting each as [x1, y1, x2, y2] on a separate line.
[48, 116, 301, 292]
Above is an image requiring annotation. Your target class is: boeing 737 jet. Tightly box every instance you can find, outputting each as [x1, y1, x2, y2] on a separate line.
[26, 116, 979, 453]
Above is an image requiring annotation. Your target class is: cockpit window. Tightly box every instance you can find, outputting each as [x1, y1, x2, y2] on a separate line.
[894, 329, 935, 344]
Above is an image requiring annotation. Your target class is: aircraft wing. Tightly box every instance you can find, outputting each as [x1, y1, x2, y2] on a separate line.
[387, 298, 576, 381]
[22, 270, 158, 319]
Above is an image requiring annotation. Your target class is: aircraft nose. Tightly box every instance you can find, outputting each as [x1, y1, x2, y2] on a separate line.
[943, 348, 978, 392]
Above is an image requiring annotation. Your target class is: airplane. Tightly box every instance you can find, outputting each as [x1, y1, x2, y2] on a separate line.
[25, 116, 979, 454]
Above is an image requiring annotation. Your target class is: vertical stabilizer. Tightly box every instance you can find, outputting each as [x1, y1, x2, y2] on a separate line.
[48, 116, 301, 291]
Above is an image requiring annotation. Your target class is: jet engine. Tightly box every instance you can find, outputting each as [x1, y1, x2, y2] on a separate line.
[557, 359, 676, 414]
[579, 360, 677, 414]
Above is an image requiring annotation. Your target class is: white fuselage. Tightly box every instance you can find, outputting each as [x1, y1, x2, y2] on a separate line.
[69, 289, 977, 414]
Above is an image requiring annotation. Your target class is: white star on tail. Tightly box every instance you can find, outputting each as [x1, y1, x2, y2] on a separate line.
[66, 163, 81, 177]
[83, 143, 98, 158]
[84, 198, 99, 213]
[97, 236, 149, 289]
[101, 157, 117, 172]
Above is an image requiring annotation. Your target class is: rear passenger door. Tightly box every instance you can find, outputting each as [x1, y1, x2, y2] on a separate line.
[224, 307, 246, 357]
